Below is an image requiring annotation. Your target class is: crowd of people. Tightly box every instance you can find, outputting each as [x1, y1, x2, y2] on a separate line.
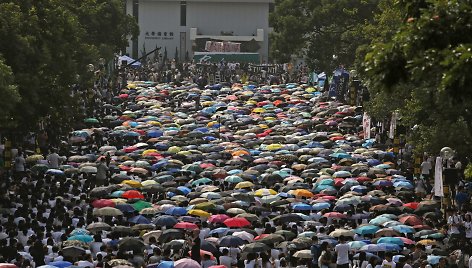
[1, 60, 472, 268]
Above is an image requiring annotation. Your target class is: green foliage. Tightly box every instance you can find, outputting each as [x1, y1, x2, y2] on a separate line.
[270, 0, 379, 70]
[0, 0, 138, 133]
[465, 163, 472, 181]
[360, 0, 472, 158]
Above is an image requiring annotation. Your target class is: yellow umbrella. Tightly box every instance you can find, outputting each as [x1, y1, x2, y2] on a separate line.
[177, 150, 192, 156]
[121, 180, 142, 188]
[207, 121, 218, 127]
[235, 181, 255, 189]
[147, 121, 161, 126]
[188, 209, 211, 218]
[142, 149, 158, 156]
[258, 124, 269, 129]
[246, 100, 257, 105]
[417, 239, 438, 246]
[168, 146, 181, 154]
[266, 144, 283, 151]
[252, 108, 265, 113]
[254, 188, 277, 197]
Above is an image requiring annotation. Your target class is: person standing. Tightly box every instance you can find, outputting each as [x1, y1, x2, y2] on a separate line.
[311, 236, 320, 268]
[46, 148, 61, 169]
[334, 236, 350, 268]
[95, 158, 108, 187]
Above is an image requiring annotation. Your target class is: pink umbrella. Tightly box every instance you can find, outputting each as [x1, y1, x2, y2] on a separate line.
[399, 237, 415, 245]
[208, 214, 230, 223]
[92, 199, 116, 208]
[174, 222, 199, 230]
[174, 258, 201, 268]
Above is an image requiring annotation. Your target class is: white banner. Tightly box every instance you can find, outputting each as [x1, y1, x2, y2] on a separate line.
[363, 112, 371, 139]
[389, 111, 398, 139]
[434, 156, 444, 197]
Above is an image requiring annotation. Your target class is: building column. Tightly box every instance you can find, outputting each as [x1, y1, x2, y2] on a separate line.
[132, 0, 139, 59]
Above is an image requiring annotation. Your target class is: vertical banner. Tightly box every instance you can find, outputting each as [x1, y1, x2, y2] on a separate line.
[389, 111, 398, 139]
[434, 157, 444, 197]
[362, 113, 371, 139]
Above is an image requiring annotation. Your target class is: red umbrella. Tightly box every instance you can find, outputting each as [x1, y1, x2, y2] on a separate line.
[122, 190, 145, 199]
[119, 166, 132, 171]
[254, 234, 269, 240]
[200, 163, 215, 169]
[174, 222, 199, 230]
[224, 217, 251, 228]
[413, 224, 432, 230]
[403, 202, 419, 210]
[0, 264, 17, 268]
[119, 94, 129, 99]
[323, 212, 347, 219]
[208, 214, 230, 223]
[188, 249, 215, 260]
[123, 146, 138, 153]
[92, 199, 116, 208]
[399, 237, 415, 245]
[399, 215, 422, 226]
[356, 177, 372, 183]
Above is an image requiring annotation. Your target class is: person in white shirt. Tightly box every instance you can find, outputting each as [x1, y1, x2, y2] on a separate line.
[334, 236, 350, 268]
[219, 248, 233, 268]
[381, 252, 396, 268]
[46, 149, 61, 169]
[447, 209, 462, 235]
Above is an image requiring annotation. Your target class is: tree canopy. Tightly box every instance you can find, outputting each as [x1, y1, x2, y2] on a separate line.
[360, 0, 472, 157]
[270, 0, 379, 71]
[0, 0, 138, 133]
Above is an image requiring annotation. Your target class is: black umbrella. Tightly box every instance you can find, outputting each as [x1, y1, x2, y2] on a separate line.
[118, 237, 145, 251]
[219, 236, 247, 247]
[159, 229, 184, 243]
[274, 230, 296, 240]
[241, 242, 270, 253]
[273, 214, 304, 224]
[258, 234, 285, 245]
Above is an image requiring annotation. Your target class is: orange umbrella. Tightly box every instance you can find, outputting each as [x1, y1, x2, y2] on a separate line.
[291, 189, 314, 198]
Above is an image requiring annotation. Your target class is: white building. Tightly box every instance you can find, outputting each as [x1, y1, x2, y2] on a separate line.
[125, 0, 273, 63]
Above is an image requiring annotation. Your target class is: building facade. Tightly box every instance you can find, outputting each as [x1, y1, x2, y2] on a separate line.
[125, 0, 273, 63]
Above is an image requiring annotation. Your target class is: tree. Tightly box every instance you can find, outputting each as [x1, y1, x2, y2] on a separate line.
[270, 0, 379, 70]
[0, 0, 138, 134]
[0, 55, 20, 127]
[360, 0, 472, 158]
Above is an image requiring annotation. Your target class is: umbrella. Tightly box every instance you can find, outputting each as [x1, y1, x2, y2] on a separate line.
[174, 258, 201, 268]
[218, 236, 247, 247]
[241, 242, 271, 253]
[355, 225, 380, 235]
[154, 215, 179, 227]
[67, 235, 93, 243]
[330, 229, 355, 238]
[118, 237, 145, 250]
[174, 222, 199, 230]
[49, 261, 72, 268]
[224, 217, 251, 228]
[86, 222, 111, 232]
[61, 246, 86, 257]
[293, 249, 312, 259]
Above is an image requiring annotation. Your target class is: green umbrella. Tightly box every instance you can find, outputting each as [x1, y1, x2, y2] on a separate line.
[191, 177, 212, 187]
[84, 118, 99, 124]
[31, 164, 49, 174]
[132, 200, 152, 212]
[194, 202, 216, 211]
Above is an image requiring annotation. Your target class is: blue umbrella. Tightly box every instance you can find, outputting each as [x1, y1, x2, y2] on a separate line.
[367, 159, 381, 166]
[377, 237, 404, 246]
[209, 227, 230, 236]
[49, 261, 72, 268]
[110, 190, 124, 197]
[392, 225, 415, 234]
[152, 160, 169, 170]
[129, 215, 151, 224]
[348, 241, 367, 250]
[377, 243, 402, 251]
[354, 225, 380, 235]
[292, 203, 313, 211]
[115, 204, 136, 213]
[156, 261, 174, 268]
[427, 256, 442, 265]
[393, 181, 414, 189]
[70, 228, 89, 236]
[147, 130, 163, 138]
[153, 215, 178, 227]
[67, 235, 93, 243]
[219, 236, 246, 247]
[312, 202, 331, 211]
[165, 207, 187, 216]
[330, 153, 351, 159]
[155, 143, 170, 150]
[46, 169, 65, 176]
[177, 186, 191, 195]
